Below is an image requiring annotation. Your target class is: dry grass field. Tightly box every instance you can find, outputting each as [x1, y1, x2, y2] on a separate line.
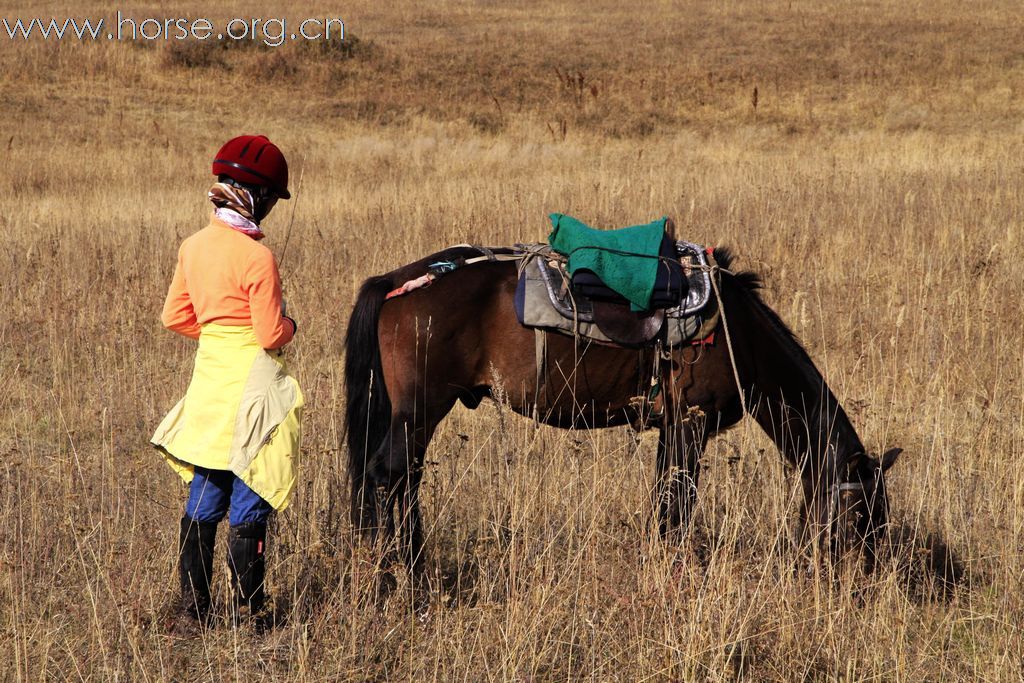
[2, 0, 1023, 680]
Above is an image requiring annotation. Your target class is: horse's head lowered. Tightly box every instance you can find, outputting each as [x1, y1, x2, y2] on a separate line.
[830, 446, 903, 571]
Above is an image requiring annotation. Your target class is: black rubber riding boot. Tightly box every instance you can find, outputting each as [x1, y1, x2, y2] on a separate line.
[227, 522, 269, 629]
[178, 516, 217, 624]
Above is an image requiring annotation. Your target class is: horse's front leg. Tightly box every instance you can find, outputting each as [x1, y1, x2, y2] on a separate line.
[654, 411, 707, 540]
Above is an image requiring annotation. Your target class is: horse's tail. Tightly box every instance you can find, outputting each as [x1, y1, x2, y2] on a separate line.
[345, 275, 393, 482]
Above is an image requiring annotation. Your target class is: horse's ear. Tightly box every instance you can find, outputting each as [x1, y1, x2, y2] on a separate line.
[880, 448, 903, 472]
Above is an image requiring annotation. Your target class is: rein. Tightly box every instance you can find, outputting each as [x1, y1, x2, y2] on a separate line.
[277, 160, 305, 276]
[706, 262, 743, 415]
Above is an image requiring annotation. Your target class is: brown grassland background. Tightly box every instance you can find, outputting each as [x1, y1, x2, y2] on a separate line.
[2, 0, 1023, 680]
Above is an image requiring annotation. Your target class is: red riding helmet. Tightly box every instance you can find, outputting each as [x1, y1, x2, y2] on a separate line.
[212, 135, 290, 199]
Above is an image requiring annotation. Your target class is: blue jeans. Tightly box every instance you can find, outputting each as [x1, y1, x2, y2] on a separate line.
[184, 467, 273, 526]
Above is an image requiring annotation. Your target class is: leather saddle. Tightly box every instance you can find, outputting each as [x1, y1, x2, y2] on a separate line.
[590, 303, 665, 346]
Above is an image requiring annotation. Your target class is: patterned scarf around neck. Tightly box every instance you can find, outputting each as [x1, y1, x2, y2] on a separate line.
[209, 182, 265, 240]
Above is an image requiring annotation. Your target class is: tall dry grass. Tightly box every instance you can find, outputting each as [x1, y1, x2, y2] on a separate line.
[1, 0, 1022, 680]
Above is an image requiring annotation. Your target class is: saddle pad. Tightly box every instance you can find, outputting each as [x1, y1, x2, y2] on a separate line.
[570, 233, 687, 309]
[513, 244, 718, 347]
[548, 213, 667, 311]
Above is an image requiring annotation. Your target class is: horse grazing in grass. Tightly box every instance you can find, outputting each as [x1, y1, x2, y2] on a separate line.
[344, 246, 901, 596]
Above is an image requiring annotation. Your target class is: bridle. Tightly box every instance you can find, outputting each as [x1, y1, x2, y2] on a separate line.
[824, 478, 865, 559]
[829, 479, 865, 521]
[828, 465, 892, 556]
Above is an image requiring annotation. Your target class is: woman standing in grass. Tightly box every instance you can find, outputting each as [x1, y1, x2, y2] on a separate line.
[152, 135, 302, 633]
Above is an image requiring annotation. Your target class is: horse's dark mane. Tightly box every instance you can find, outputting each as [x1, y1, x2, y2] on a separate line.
[712, 246, 818, 372]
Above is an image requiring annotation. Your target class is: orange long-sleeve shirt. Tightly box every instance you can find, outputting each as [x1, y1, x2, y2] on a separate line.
[161, 216, 296, 349]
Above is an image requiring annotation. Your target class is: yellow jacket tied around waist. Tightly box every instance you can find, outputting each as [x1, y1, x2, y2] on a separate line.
[152, 324, 303, 510]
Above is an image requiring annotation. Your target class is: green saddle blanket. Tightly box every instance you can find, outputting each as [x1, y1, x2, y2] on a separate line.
[547, 213, 666, 311]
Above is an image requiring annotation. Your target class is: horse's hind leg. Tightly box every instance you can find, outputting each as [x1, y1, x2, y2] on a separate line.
[350, 451, 392, 551]
[655, 412, 708, 540]
[353, 408, 443, 606]
[349, 424, 405, 604]
[398, 464, 430, 612]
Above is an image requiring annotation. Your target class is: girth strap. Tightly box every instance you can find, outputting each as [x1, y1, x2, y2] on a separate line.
[533, 329, 547, 422]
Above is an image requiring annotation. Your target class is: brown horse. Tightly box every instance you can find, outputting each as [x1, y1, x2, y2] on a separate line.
[344, 246, 901, 594]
